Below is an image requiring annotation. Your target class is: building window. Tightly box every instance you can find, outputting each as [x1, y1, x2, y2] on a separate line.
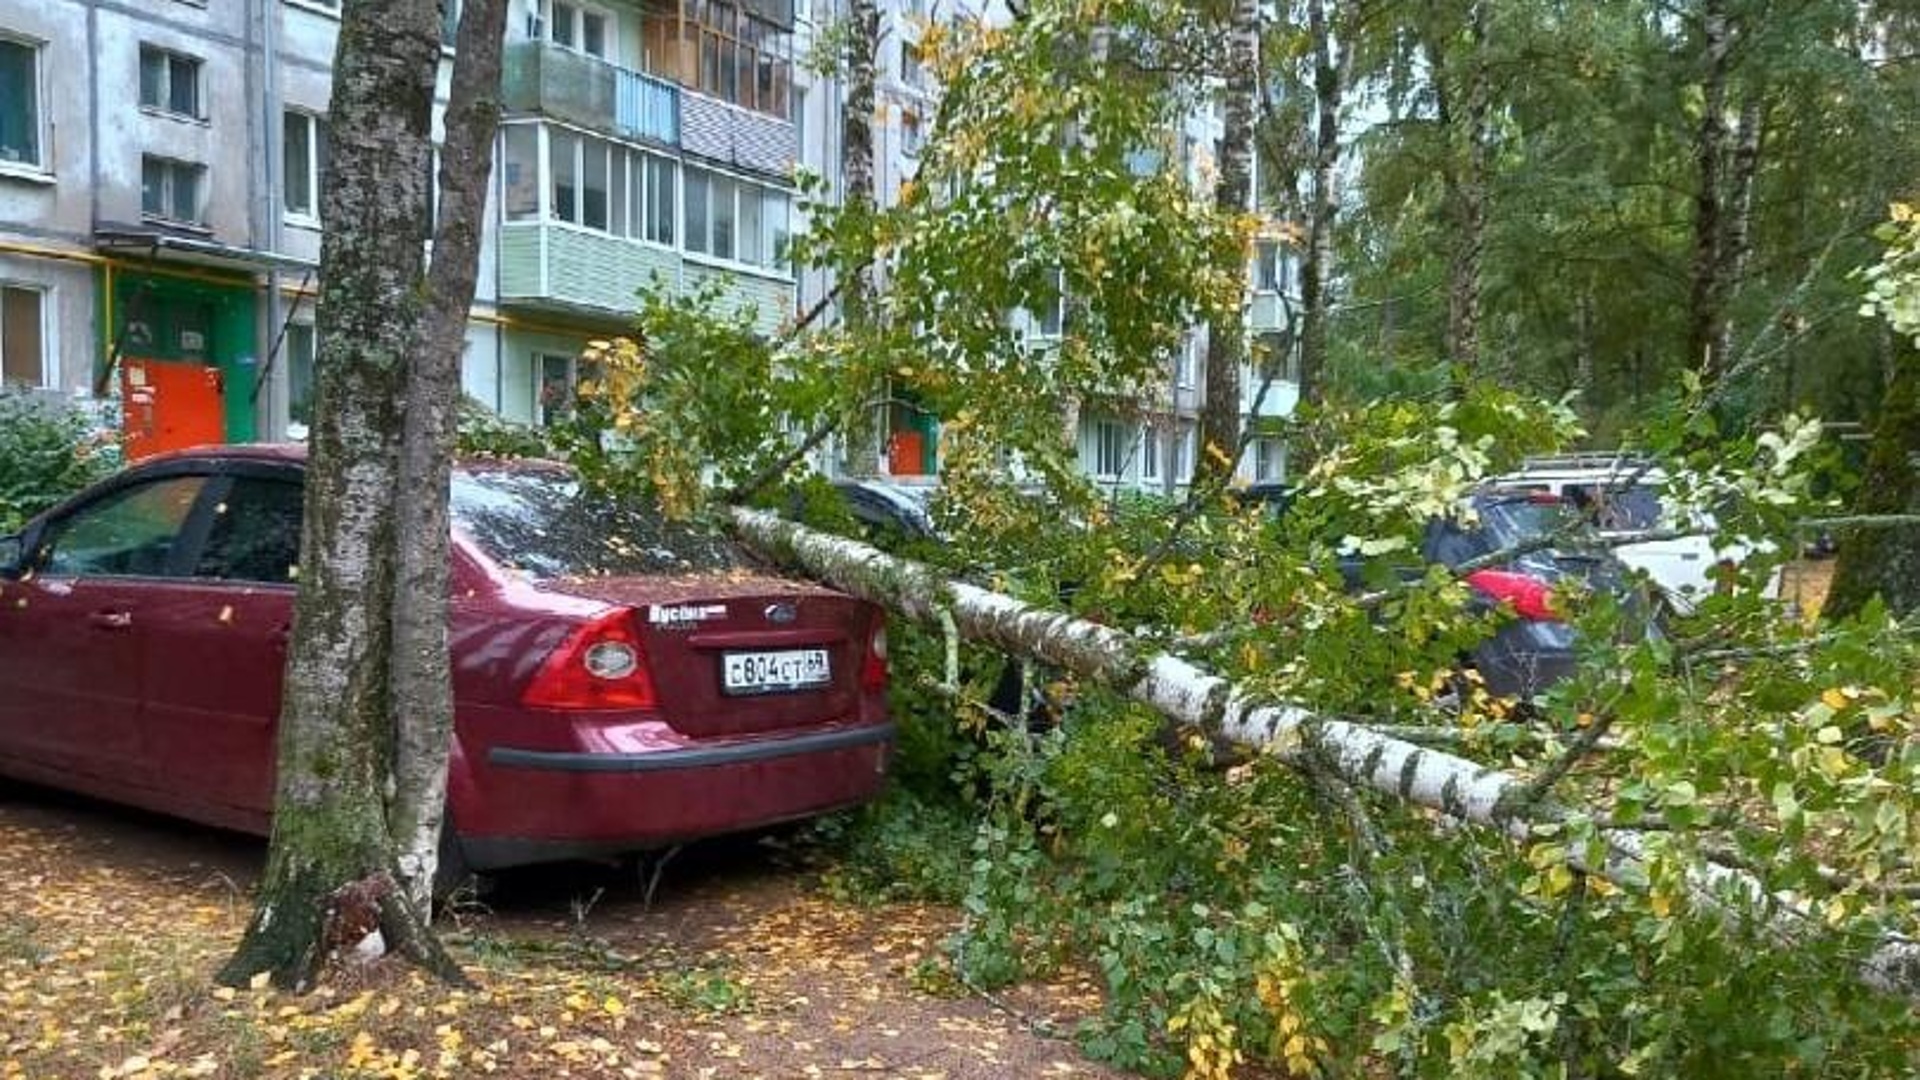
[1253, 437, 1284, 483]
[899, 39, 923, 88]
[1089, 418, 1127, 479]
[0, 35, 43, 169]
[682, 164, 789, 271]
[1175, 335, 1197, 388]
[529, 125, 683, 247]
[544, 0, 613, 59]
[138, 46, 203, 119]
[283, 110, 327, 221]
[537, 352, 576, 427]
[645, 0, 793, 119]
[503, 124, 540, 220]
[901, 110, 923, 157]
[1171, 425, 1193, 480]
[1254, 239, 1281, 292]
[285, 322, 316, 432]
[141, 156, 205, 224]
[1, 284, 46, 387]
[1141, 427, 1161, 481]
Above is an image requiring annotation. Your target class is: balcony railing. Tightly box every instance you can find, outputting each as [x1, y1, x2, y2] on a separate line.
[502, 41, 679, 147]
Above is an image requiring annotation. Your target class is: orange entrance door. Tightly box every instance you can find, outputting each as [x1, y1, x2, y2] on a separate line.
[122, 358, 225, 461]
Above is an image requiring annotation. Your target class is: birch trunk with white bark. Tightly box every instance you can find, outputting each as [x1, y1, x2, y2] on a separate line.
[220, 0, 460, 991]
[388, 0, 509, 913]
[726, 507, 1920, 1000]
[1194, 0, 1260, 486]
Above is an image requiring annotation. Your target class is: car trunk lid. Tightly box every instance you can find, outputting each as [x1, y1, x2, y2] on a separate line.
[537, 572, 873, 738]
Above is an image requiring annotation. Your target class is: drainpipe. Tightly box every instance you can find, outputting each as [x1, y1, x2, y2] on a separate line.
[261, 0, 286, 439]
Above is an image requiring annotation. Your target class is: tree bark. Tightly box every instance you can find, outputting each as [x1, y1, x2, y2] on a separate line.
[1194, 0, 1260, 486]
[220, 0, 455, 991]
[1297, 0, 1345, 407]
[1714, 95, 1763, 368]
[1442, 0, 1490, 376]
[388, 0, 509, 914]
[1824, 337, 1920, 618]
[837, 0, 883, 475]
[725, 506, 1920, 1001]
[1687, 0, 1732, 383]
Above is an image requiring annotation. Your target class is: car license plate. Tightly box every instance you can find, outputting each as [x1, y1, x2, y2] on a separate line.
[722, 648, 831, 695]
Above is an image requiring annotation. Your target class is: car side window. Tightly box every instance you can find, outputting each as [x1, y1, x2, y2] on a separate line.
[196, 478, 304, 584]
[40, 476, 210, 578]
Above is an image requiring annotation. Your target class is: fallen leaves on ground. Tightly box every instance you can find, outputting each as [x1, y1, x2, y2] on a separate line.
[0, 811, 1116, 1078]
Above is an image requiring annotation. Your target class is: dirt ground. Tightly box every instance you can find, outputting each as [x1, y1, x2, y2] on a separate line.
[0, 785, 1122, 1079]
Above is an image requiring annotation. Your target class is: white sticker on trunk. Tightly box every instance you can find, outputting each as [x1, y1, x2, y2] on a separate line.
[648, 602, 728, 628]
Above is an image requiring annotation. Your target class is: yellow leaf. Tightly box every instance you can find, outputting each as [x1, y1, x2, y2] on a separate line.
[1821, 687, 1849, 710]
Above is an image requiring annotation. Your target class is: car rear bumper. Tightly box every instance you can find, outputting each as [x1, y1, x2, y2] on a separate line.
[485, 721, 894, 772]
[452, 717, 893, 870]
[1472, 622, 1579, 699]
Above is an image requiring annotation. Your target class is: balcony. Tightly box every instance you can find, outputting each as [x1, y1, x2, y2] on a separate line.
[499, 223, 793, 337]
[502, 41, 679, 147]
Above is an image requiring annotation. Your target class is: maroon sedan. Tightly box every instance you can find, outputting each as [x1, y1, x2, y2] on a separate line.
[0, 445, 892, 881]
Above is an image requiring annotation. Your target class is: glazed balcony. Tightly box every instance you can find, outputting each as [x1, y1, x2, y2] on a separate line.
[502, 40, 680, 147]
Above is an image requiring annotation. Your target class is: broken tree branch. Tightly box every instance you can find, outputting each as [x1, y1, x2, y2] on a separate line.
[726, 507, 1920, 1000]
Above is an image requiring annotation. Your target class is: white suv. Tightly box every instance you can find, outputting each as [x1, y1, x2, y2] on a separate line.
[1489, 454, 1755, 614]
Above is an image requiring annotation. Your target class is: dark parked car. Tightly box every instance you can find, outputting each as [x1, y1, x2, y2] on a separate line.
[0, 446, 893, 882]
[1356, 489, 1644, 698]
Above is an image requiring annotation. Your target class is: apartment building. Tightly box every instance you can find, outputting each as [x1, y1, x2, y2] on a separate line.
[805, 0, 1299, 488]
[0, 0, 809, 453]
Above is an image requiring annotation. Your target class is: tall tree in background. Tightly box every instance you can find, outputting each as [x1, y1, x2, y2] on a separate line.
[220, 0, 508, 989]
[1827, 207, 1920, 618]
[840, 0, 883, 475]
[1295, 0, 1350, 406]
[1431, 0, 1491, 375]
[1194, 0, 1260, 484]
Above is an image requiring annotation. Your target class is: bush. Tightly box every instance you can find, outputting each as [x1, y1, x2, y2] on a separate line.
[0, 390, 120, 533]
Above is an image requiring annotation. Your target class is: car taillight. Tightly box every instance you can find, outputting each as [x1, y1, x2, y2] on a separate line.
[522, 607, 658, 710]
[1465, 569, 1557, 621]
[861, 616, 889, 691]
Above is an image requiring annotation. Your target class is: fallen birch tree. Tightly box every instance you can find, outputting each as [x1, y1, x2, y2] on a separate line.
[727, 506, 1920, 1001]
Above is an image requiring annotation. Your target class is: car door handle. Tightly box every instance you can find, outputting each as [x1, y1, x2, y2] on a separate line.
[88, 610, 133, 630]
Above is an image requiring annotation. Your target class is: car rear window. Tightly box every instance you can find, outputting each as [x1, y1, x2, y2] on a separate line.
[1563, 483, 1663, 530]
[1481, 498, 1568, 544]
[451, 465, 737, 579]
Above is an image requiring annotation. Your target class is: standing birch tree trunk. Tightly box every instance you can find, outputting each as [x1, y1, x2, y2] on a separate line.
[221, 0, 499, 988]
[1297, 0, 1346, 407]
[1194, 0, 1260, 486]
[388, 0, 509, 913]
[840, 0, 883, 475]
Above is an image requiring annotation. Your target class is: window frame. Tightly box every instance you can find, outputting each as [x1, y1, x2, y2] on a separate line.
[137, 44, 205, 121]
[0, 282, 49, 389]
[1090, 418, 1128, 480]
[282, 109, 327, 224]
[1141, 427, 1161, 482]
[1253, 437, 1283, 483]
[544, 0, 617, 60]
[676, 0, 792, 118]
[0, 31, 48, 174]
[140, 154, 207, 226]
[535, 351, 578, 428]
